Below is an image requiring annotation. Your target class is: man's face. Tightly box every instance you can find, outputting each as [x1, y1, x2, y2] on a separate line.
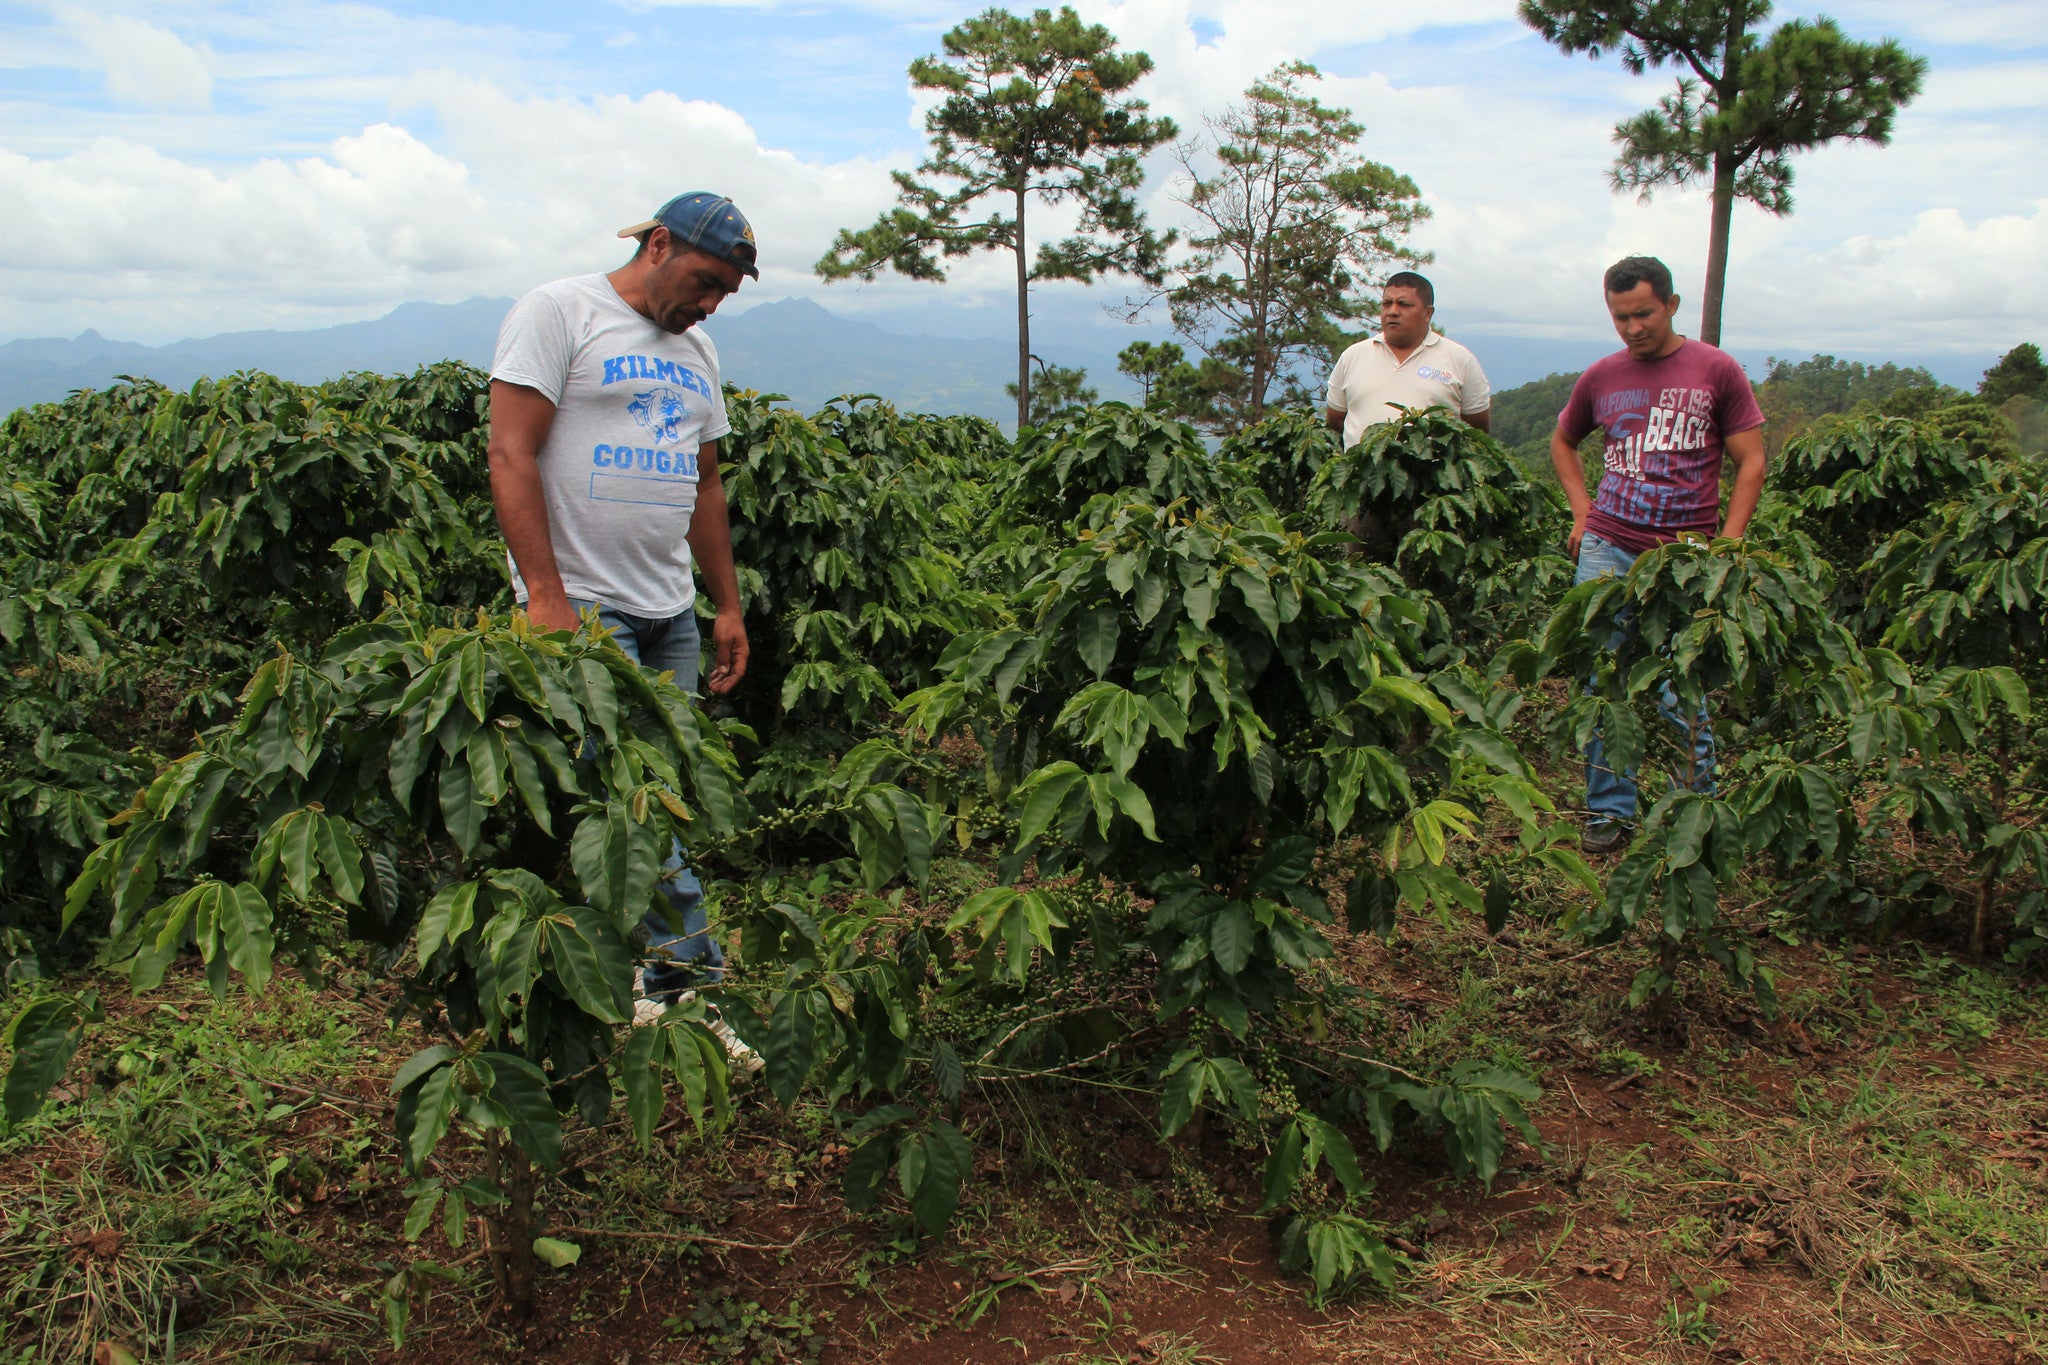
[1606, 281, 1681, 359]
[644, 233, 745, 334]
[1379, 286, 1432, 349]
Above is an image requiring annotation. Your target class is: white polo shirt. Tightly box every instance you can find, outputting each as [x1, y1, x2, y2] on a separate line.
[1326, 331, 1492, 449]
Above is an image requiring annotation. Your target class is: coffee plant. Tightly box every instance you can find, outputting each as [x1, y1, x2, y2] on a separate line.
[1308, 407, 1572, 648]
[4, 365, 2044, 1338]
[43, 608, 757, 1306]
[1003, 403, 1233, 530]
[1539, 536, 1861, 1010]
[899, 487, 1569, 1253]
[1218, 408, 1340, 517]
[1866, 459, 2048, 667]
[1774, 414, 1986, 630]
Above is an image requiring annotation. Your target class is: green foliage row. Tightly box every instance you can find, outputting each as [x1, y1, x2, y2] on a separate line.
[4, 356, 2046, 1333]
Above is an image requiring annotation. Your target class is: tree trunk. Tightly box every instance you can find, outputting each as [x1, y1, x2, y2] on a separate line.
[1248, 150, 1284, 427]
[1699, 147, 1736, 348]
[1014, 185, 1031, 430]
[1249, 318, 1269, 426]
[1973, 728, 2012, 957]
[1973, 872, 1996, 959]
[1248, 251, 1269, 426]
[1700, 11, 1744, 350]
[1650, 934, 1681, 1027]
[482, 1129, 536, 1318]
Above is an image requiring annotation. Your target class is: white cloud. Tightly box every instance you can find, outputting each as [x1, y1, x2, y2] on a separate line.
[0, 82, 941, 340]
[619, 0, 968, 15]
[1078, 0, 2047, 360]
[0, 124, 509, 333]
[58, 8, 213, 112]
[1123, 0, 1511, 66]
[1729, 200, 2048, 354]
[1916, 61, 2048, 115]
[1806, 0, 2048, 51]
[622, 0, 1516, 45]
[0, 0, 2040, 366]
[406, 80, 920, 300]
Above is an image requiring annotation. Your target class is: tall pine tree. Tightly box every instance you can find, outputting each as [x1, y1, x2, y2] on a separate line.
[815, 7, 1174, 428]
[1520, 0, 1924, 345]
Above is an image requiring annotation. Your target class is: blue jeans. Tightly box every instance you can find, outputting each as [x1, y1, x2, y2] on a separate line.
[568, 599, 724, 995]
[1575, 534, 1716, 825]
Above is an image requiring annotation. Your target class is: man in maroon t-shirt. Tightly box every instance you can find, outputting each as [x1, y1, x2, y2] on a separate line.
[1549, 256, 1767, 854]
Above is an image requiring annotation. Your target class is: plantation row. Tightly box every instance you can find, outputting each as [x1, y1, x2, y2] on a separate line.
[0, 363, 2043, 1319]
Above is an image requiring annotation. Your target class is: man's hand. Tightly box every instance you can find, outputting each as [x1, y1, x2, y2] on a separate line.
[1718, 426, 1768, 542]
[524, 595, 582, 635]
[1550, 423, 1595, 562]
[685, 438, 749, 695]
[488, 380, 578, 621]
[705, 610, 749, 695]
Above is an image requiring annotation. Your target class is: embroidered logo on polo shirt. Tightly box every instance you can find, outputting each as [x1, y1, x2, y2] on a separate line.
[1416, 365, 1455, 383]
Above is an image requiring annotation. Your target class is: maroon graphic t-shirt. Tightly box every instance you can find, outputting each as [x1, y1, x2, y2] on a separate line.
[1557, 340, 1764, 554]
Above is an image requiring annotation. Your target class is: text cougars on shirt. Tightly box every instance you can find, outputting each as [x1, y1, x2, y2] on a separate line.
[592, 352, 718, 483]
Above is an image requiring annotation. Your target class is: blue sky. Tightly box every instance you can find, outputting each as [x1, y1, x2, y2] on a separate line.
[2, 0, 2042, 385]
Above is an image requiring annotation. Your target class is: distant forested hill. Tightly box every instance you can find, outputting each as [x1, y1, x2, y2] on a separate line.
[1489, 371, 1580, 456]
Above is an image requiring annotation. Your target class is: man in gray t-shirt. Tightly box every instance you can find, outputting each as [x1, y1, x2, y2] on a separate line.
[487, 190, 759, 1008]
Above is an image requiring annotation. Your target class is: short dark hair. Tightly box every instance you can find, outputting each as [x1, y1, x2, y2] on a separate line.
[1384, 271, 1434, 307]
[1604, 256, 1674, 301]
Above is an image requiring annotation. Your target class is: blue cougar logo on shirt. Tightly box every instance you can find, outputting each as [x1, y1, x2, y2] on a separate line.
[627, 386, 689, 446]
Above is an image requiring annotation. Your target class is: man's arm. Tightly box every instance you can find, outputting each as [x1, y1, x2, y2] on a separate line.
[1324, 405, 1345, 437]
[486, 380, 580, 633]
[1718, 426, 1767, 540]
[686, 437, 750, 696]
[1459, 353, 1493, 434]
[1550, 423, 1594, 558]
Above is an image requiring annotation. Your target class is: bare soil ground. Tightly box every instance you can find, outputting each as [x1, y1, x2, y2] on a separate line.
[6, 904, 2044, 1365]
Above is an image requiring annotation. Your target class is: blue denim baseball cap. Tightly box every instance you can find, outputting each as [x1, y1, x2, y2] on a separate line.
[617, 192, 759, 279]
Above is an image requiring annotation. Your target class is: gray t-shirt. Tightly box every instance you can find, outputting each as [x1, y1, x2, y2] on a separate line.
[490, 274, 732, 617]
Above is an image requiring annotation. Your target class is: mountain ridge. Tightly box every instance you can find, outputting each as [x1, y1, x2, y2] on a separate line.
[0, 296, 1123, 422]
[1, 297, 2001, 421]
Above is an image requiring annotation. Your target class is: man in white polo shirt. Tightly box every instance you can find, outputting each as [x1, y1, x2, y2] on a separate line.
[1325, 272, 1492, 448]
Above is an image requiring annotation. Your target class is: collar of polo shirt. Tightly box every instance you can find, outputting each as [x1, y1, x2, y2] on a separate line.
[1373, 331, 1442, 364]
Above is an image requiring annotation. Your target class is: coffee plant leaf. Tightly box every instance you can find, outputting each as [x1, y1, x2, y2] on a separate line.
[1, 995, 90, 1125]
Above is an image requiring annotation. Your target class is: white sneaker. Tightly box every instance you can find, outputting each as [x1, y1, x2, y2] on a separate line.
[629, 969, 658, 1026]
[629, 984, 758, 1072]
[706, 1012, 764, 1075]
[630, 969, 679, 1027]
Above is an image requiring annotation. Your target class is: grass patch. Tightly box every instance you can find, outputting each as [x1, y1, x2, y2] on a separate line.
[0, 974, 396, 1361]
[4, 911, 2044, 1362]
